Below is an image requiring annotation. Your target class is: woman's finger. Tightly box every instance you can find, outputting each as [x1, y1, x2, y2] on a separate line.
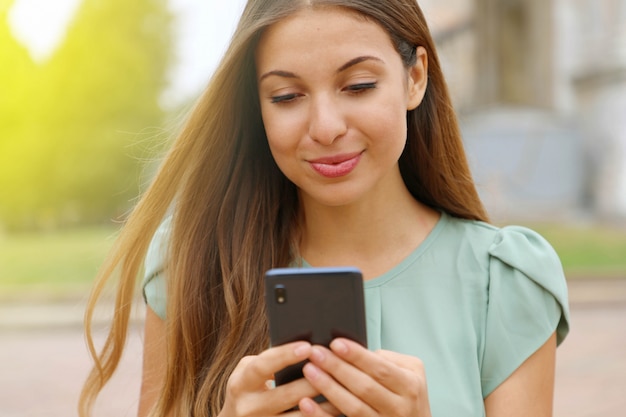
[303, 361, 377, 417]
[298, 395, 344, 417]
[376, 348, 427, 379]
[230, 341, 312, 390]
[222, 342, 315, 415]
[263, 377, 324, 414]
[306, 340, 430, 415]
[329, 338, 423, 395]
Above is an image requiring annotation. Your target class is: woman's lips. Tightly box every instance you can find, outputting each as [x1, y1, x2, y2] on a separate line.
[308, 152, 362, 178]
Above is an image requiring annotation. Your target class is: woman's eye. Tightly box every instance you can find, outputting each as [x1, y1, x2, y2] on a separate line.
[345, 82, 377, 93]
[271, 93, 299, 104]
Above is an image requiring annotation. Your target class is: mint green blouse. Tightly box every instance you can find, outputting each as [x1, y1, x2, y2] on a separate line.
[143, 212, 570, 416]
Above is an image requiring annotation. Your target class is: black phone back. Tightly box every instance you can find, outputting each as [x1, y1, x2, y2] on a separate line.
[264, 267, 367, 386]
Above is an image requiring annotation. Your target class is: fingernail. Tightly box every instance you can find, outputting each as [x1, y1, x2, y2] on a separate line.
[303, 362, 320, 380]
[330, 339, 348, 355]
[310, 346, 325, 362]
[299, 398, 315, 414]
[294, 343, 310, 357]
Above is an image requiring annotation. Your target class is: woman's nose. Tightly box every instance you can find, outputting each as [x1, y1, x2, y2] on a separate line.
[307, 94, 348, 145]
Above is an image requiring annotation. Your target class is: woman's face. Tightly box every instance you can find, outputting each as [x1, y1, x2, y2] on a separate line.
[256, 7, 427, 208]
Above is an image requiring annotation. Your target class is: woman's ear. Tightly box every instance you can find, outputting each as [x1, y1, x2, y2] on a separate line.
[407, 46, 428, 110]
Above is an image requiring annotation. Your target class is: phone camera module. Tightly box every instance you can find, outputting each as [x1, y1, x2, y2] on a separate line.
[274, 285, 287, 304]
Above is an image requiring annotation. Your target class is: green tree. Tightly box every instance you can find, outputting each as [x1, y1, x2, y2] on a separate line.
[0, 0, 40, 229]
[0, 0, 173, 230]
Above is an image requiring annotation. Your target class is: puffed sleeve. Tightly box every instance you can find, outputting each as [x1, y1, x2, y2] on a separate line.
[142, 217, 172, 320]
[480, 226, 570, 396]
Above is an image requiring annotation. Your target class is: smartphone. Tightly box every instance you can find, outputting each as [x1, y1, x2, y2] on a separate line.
[264, 266, 368, 386]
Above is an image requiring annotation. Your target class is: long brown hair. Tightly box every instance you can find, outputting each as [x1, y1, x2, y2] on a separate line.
[79, 1, 487, 416]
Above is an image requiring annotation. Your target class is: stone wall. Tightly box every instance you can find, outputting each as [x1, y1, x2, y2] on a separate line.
[427, 0, 626, 220]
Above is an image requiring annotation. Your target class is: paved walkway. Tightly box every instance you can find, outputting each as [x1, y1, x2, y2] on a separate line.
[0, 278, 625, 416]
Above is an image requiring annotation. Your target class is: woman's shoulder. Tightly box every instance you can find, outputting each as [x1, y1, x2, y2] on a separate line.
[142, 216, 173, 321]
[440, 214, 570, 394]
[487, 223, 565, 284]
[442, 213, 570, 339]
[144, 216, 172, 280]
[442, 213, 564, 274]
[450, 215, 568, 305]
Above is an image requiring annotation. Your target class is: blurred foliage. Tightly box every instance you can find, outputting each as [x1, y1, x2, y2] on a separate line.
[0, 0, 173, 231]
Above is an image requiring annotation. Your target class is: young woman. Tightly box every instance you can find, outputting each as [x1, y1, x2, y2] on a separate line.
[79, 1, 570, 416]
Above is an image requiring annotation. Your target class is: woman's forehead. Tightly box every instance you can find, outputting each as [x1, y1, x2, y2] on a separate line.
[255, 7, 392, 62]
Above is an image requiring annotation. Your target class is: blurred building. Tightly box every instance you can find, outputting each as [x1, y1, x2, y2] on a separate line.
[421, 0, 626, 222]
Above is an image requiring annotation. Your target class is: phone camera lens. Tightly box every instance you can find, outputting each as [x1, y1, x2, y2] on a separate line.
[275, 285, 287, 304]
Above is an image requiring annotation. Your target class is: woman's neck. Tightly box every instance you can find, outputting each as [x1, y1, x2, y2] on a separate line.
[298, 186, 440, 280]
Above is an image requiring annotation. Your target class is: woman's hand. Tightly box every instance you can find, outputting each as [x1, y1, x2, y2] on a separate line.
[300, 338, 432, 417]
[218, 341, 341, 417]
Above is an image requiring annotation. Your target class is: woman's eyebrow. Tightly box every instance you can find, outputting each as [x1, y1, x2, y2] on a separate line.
[258, 56, 384, 83]
[336, 55, 384, 73]
[258, 70, 298, 83]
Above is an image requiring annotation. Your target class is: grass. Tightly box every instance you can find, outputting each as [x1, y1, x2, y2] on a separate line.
[1, 221, 625, 301]
[0, 226, 119, 301]
[526, 222, 626, 279]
